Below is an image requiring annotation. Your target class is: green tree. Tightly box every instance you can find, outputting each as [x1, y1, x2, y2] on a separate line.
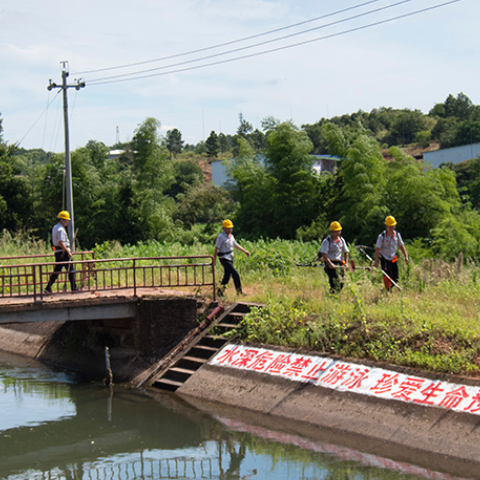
[205, 131, 220, 157]
[247, 128, 265, 152]
[324, 123, 387, 243]
[430, 93, 475, 122]
[165, 128, 184, 158]
[386, 148, 460, 240]
[195, 141, 207, 155]
[388, 109, 426, 146]
[460, 156, 480, 209]
[237, 113, 253, 138]
[165, 159, 205, 199]
[452, 120, 480, 148]
[415, 130, 432, 148]
[83, 140, 109, 170]
[228, 122, 323, 239]
[302, 122, 328, 154]
[130, 117, 175, 240]
[0, 141, 33, 232]
[173, 183, 233, 230]
[431, 117, 458, 146]
[218, 133, 231, 153]
[445, 92, 473, 120]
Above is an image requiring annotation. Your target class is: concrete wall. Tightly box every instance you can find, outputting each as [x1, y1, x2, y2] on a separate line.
[0, 297, 199, 382]
[424, 143, 480, 168]
[211, 160, 229, 186]
[179, 358, 480, 476]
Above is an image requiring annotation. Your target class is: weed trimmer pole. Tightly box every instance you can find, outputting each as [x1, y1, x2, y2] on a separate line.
[356, 246, 402, 291]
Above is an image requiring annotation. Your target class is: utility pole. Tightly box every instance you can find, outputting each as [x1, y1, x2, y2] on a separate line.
[48, 61, 85, 252]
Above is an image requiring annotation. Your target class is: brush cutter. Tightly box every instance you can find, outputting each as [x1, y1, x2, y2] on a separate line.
[348, 260, 372, 273]
[355, 245, 402, 291]
[296, 262, 324, 268]
[296, 260, 346, 269]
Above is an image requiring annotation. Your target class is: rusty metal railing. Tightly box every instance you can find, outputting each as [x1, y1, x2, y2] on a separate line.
[0, 255, 216, 302]
[0, 250, 95, 264]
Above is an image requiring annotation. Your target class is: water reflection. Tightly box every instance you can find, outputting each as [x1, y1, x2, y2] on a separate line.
[0, 353, 76, 431]
[0, 352, 475, 480]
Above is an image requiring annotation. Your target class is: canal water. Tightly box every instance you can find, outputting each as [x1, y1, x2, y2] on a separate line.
[0, 352, 471, 480]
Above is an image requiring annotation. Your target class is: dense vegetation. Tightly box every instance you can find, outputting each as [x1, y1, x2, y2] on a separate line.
[1, 92, 480, 258]
[2, 92, 480, 376]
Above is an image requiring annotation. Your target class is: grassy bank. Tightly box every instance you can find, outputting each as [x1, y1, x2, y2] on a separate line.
[92, 238, 480, 376]
[3, 234, 480, 376]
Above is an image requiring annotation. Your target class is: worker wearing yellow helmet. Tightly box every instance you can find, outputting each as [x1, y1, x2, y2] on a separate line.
[213, 219, 250, 297]
[44, 211, 78, 294]
[374, 215, 409, 290]
[318, 221, 349, 293]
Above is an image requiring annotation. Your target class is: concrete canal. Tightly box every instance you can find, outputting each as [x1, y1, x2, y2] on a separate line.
[0, 350, 474, 480]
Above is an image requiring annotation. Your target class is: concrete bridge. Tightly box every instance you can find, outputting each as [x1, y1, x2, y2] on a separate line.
[0, 252, 219, 382]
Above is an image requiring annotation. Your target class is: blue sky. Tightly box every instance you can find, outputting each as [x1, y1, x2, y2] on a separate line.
[1, 0, 478, 152]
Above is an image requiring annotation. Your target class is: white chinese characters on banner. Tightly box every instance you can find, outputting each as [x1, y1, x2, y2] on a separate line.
[209, 344, 480, 416]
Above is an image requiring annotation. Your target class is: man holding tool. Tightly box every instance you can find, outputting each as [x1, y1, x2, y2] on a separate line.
[319, 221, 349, 293]
[374, 215, 409, 290]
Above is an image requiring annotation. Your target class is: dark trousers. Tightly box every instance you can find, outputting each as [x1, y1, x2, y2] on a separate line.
[46, 251, 77, 291]
[380, 257, 399, 289]
[219, 258, 242, 292]
[325, 260, 345, 293]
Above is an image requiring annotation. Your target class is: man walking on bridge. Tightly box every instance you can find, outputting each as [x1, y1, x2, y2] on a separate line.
[44, 211, 78, 294]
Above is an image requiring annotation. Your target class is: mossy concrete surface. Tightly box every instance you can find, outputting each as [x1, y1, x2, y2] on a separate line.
[178, 359, 480, 478]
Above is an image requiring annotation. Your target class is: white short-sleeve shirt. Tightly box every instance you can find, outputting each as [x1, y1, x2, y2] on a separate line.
[320, 236, 349, 262]
[52, 222, 70, 249]
[375, 230, 404, 261]
[215, 231, 237, 261]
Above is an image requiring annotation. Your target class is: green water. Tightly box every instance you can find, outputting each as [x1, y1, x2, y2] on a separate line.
[0, 352, 468, 480]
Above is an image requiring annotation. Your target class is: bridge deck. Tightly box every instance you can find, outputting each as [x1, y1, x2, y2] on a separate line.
[0, 286, 196, 307]
[0, 287, 204, 326]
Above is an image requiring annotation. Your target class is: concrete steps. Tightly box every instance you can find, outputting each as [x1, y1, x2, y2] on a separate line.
[148, 302, 261, 392]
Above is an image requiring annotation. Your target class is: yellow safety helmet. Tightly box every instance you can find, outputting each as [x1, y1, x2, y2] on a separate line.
[330, 221, 342, 231]
[58, 210, 71, 221]
[385, 215, 397, 226]
[222, 219, 234, 229]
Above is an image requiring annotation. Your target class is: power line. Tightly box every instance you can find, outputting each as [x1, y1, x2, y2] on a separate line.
[87, 0, 463, 86]
[18, 90, 61, 148]
[87, 0, 417, 84]
[72, 0, 385, 75]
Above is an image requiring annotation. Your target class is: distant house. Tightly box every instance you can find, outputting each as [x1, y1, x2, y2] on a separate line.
[311, 155, 341, 174]
[108, 149, 125, 159]
[424, 143, 480, 168]
[211, 154, 340, 187]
